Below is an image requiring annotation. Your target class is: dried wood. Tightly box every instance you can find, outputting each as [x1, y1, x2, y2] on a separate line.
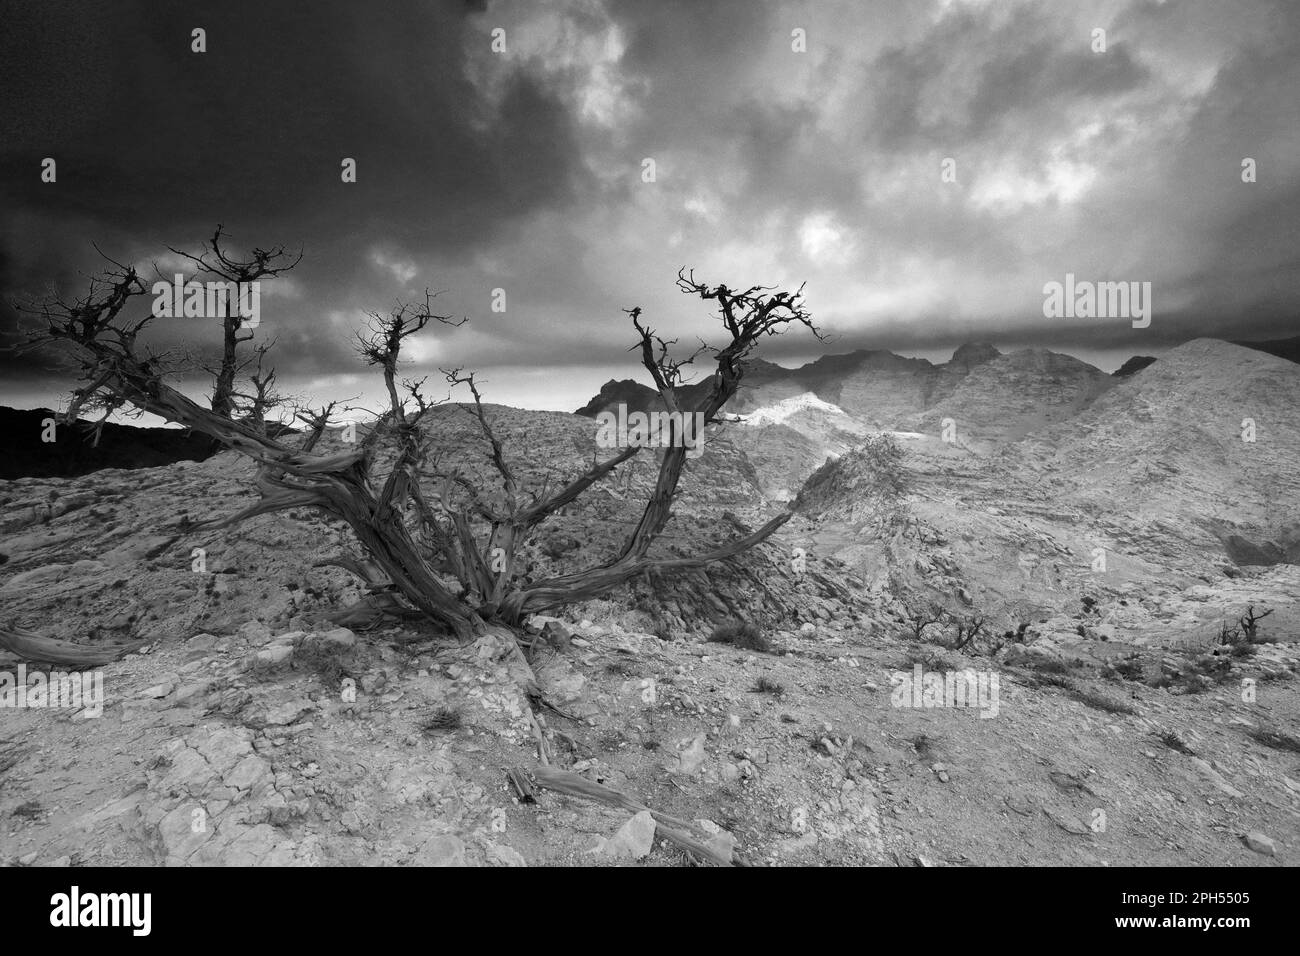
[0, 623, 145, 667]
[528, 764, 735, 866]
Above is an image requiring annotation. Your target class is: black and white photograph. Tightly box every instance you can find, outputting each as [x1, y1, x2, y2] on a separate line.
[0, 0, 1296, 912]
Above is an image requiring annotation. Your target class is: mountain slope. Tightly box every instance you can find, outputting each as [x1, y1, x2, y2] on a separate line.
[912, 349, 1116, 446]
[1049, 339, 1300, 526]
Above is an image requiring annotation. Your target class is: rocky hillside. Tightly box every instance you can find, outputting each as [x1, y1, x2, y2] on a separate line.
[1045, 339, 1300, 563]
[578, 343, 1112, 493]
[910, 348, 1115, 447]
[792, 339, 1300, 653]
[576, 346, 1004, 423]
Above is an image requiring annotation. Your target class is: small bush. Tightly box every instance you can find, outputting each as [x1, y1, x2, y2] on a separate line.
[293, 638, 354, 688]
[708, 621, 771, 653]
[911, 733, 938, 760]
[1067, 685, 1137, 715]
[860, 433, 908, 497]
[903, 645, 956, 670]
[1101, 656, 1147, 682]
[1022, 671, 1137, 715]
[1245, 726, 1300, 754]
[1187, 654, 1233, 682]
[1217, 621, 1244, 646]
[11, 801, 43, 820]
[422, 707, 463, 733]
[1028, 656, 1071, 675]
[753, 676, 785, 696]
[1156, 730, 1196, 755]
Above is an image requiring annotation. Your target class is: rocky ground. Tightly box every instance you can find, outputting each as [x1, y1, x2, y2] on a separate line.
[1, 597, 1295, 867]
[1, 341, 1297, 866]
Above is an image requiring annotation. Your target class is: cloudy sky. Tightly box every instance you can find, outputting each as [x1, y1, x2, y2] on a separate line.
[2, 0, 1297, 416]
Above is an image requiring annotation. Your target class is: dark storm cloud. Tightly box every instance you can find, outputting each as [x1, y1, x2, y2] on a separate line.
[0, 1, 584, 238]
[0, 0, 590, 384]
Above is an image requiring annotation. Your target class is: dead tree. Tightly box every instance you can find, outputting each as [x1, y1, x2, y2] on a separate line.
[22, 253, 822, 643]
[230, 342, 284, 436]
[355, 291, 462, 426]
[949, 616, 987, 652]
[1217, 620, 1243, 646]
[166, 225, 302, 419]
[904, 600, 947, 641]
[294, 400, 341, 454]
[1238, 605, 1273, 642]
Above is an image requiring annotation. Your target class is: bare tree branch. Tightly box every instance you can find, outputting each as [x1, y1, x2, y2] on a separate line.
[166, 225, 302, 418]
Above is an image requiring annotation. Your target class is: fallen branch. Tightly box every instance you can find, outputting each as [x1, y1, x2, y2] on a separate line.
[325, 592, 427, 630]
[505, 767, 538, 803]
[0, 622, 145, 667]
[528, 764, 735, 866]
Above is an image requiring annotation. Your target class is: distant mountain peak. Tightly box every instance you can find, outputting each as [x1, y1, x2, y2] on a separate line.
[948, 342, 1001, 368]
[1113, 355, 1157, 377]
[574, 379, 659, 417]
